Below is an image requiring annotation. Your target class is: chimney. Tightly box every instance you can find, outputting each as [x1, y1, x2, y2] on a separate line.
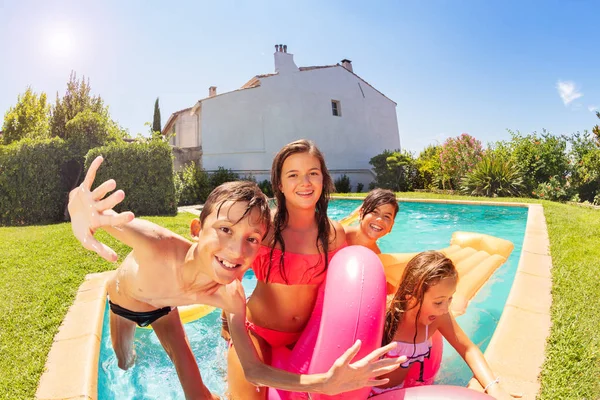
[274, 43, 298, 73]
[341, 59, 353, 73]
[209, 86, 217, 97]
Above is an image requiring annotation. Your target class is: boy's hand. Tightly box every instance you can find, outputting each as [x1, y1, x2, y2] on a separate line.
[68, 156, 135, 262]
[221, 279, 247, 316]
[322, 340, 405, 395]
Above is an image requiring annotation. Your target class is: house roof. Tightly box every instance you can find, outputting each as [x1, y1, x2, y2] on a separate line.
[300, 64, 396, 105]
[162, 107, 192, 135]
[162, 60, 396, 135]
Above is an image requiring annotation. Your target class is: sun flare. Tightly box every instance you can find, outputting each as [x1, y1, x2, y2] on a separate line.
[46, 28, 74, 58]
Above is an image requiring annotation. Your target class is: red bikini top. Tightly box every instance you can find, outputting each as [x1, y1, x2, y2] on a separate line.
[252, 243, 347, 285]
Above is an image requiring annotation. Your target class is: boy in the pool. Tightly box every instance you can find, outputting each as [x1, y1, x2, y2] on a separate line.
[345, 188, 399, 254]
[69, 156, 403, 400]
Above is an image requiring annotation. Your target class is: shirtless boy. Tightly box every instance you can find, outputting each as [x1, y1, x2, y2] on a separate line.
[69, 156, 403, 400]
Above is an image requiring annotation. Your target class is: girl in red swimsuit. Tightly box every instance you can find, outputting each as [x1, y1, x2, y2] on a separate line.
[226, 139, 349, 399]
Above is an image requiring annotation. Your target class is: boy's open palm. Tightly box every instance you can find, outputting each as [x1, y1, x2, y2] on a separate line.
[68, 156, 135, 262]
[323, 341, 405, 395]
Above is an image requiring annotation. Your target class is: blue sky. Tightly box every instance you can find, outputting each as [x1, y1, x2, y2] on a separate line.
[1, 0, 598, 153]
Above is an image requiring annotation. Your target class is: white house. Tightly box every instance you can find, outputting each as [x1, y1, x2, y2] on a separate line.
[162, 44, 400, 189]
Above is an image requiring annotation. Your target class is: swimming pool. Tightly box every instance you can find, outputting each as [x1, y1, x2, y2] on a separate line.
[98, 199, 527, 399]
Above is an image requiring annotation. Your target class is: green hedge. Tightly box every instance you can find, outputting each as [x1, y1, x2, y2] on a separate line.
[0, 137, 71, 225]
[174, 162, 212, 206]
[85, 140, 177, 216]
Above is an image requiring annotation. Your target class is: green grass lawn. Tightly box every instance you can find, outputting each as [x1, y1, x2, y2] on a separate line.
[0, 212, 196, 400]
[1, 197, 599, 399]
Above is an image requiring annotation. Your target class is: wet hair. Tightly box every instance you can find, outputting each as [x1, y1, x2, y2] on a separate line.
[267, 139, 335, 283]
[199, 181, 271, 237]
[360, 188, 399, 220]
[383, 251, 457, 346]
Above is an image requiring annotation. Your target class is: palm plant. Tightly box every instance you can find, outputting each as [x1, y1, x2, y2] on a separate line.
[461, 154, 524, 197]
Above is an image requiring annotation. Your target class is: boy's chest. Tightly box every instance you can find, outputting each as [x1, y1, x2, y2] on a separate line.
[121, 252, 189, 307]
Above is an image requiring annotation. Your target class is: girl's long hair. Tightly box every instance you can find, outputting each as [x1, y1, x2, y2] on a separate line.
[383, 251, 457, 346]
[266, 139, 335, 283]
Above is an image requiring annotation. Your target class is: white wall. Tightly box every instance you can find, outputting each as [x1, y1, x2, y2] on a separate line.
[200, 66, 399, 187]
[173, 64, 400, 188]
[174, 111, 200, 148]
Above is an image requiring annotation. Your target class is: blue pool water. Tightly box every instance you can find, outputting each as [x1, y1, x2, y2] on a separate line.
[98, 200, 527, 399]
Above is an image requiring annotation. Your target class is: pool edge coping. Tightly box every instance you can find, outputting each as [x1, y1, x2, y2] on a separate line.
[35, 270, 113, 400]
[466, 202, 551, 399]
[35, 198, 550, 399]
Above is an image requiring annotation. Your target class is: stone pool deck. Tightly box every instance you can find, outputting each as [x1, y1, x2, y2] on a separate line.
[35, 200, 551, 400]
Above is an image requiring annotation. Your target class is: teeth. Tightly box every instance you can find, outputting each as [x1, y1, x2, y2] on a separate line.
[217, 257, 238, 269]
[297, 191, 313, 195]
[369, 224, 383, 232]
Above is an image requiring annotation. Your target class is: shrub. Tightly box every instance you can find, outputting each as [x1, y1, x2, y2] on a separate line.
[257, 179, 274, 197]
[334, 174, 351, 193]
[415, 144, 442, 190]
[460, 154, 524, 197]
[209, 167, 239, 188]
[174, 162, 211, 206]
[356, 182, 364, 193]
[369, 149, 419, 191]
[85, 140, 177, 216]
[439, 133, 483, 190]
[532, 176, 571, 202]
[0, 137, 71, 225]
[496, 130, 570, 195]
[567, 131, 600, 203]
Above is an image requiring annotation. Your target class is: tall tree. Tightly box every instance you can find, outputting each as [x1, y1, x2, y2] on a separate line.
[49, 72, 124, 218]
[152, 97, 162, 134]
[50, 71, 108, 139]
[593, 111, 600, 145]
[2, 87, 50, 145]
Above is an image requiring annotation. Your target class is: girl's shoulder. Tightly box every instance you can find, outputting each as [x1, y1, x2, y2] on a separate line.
[329, 219, 347, 250]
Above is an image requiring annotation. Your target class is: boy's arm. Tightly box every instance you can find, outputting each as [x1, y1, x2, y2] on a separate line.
[68, 156, 167, 262]
[224, 281, 403, 395]
[438, 314, 513, 399]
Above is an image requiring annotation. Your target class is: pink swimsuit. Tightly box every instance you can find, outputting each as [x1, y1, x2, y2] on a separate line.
[252, 244, 346, 285]
[370, 324, 432, 396]
[245, 243, 346, 347]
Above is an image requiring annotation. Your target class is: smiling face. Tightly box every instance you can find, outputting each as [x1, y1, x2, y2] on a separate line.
[196, 200, 267, 284]
[359, 203, 396, 241]
[416, 276, 457, 325]
[279, 152, 324, 210]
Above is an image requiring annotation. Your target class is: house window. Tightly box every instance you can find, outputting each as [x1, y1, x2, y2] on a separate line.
[331, 100, 341, 117]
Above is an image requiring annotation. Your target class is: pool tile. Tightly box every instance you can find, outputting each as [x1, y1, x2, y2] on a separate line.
[75, 284, 106, 303]
[54, 298, 105, 342]
[468, 375, 539, 399]
[35, 334, 100, 400]
[482, 305, 551, 384]
[505, 271, 552, 315]
[517, 250, 553, 279]
[521, 231, 550, 255]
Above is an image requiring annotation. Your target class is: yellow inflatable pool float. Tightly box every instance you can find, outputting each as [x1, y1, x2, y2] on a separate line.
[339, 205, 361, 226]
[378, 231, 514, 316]
[338, 205, 514, 315]
[138, 304, 216, 330]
